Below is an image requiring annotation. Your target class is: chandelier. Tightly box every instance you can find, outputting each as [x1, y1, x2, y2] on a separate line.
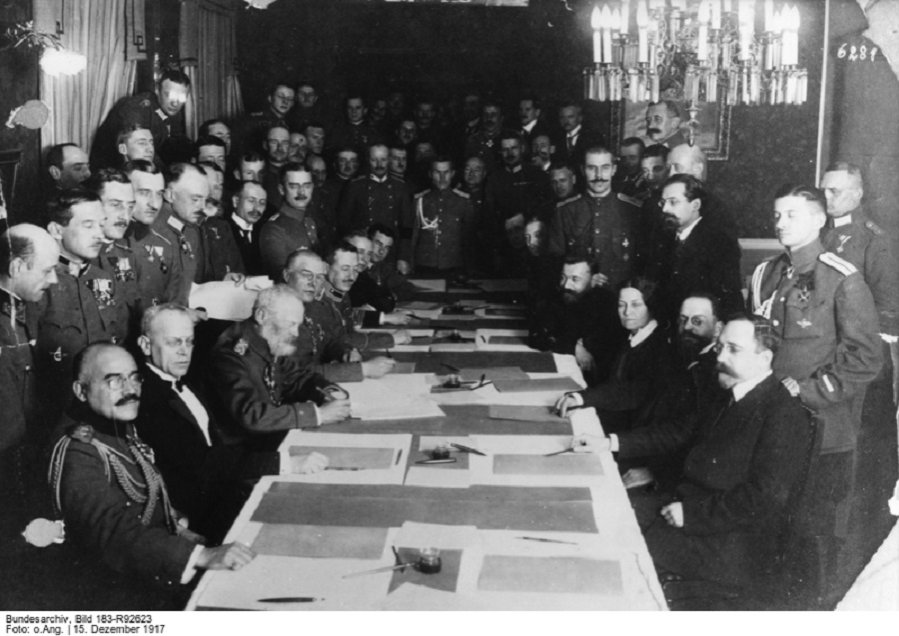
[583, 0, 807, 107]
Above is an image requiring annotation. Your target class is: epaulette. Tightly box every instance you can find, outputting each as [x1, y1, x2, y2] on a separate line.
[864, 219, 885, 236]
[819, 251, 858, 277]
[69, 424, 95, 444]
[452, 187, 470, 199]
[414, 189, 429, 199]
[556, 194, 582, 208]
[617, 193, 641, 207]
[269, 213, 281, 221]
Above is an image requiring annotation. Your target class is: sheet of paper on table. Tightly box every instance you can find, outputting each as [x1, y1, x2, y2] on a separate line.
[277, 432, 411, 484]
[463, 434, 606, 487]
[493, 376, 583, 393]
[188, 277, 273, 320]
[346, 376, 445, 420]
[468, 279, 528, 292]
[396, 300, 443, 311]
[408, 278, 446, 292]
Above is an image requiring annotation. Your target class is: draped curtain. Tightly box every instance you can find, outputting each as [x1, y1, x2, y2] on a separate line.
[36, 0, 139, 152]
[180, 0, 244, 139]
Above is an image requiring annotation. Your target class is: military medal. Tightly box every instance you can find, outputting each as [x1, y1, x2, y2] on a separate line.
[263, 364, 282, 406]
[837, 235, 851, 253]
[797, 318, 813, 329]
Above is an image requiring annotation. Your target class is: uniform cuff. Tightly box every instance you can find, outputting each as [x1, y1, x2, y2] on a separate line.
[880, 333, 898, 344]
[609, 434, 619, 452]
[180, 545, 204, 584]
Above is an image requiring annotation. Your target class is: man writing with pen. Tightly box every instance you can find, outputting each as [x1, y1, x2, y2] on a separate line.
[206, 284, 352, 452]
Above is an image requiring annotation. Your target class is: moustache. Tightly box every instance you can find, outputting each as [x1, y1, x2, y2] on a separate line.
[648, 127, 662, 135]
[715, 362, 734, 377]
[116, 394, 140, 406]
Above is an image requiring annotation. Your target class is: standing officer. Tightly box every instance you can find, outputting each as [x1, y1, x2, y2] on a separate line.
[547, 146, 641, 289]
[410, 157, 475, 276]
[33, 190, 132, 428]
[749, 184, 881, 595]
[820, 162, 899, 402]
[0, 224, 59, 543]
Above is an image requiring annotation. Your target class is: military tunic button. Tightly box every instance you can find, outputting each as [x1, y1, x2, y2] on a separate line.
[780, 297, 785, 302]
[772, 319, 780, 326]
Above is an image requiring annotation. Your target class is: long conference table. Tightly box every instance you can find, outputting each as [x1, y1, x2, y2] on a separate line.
[186, 278, 667, 611]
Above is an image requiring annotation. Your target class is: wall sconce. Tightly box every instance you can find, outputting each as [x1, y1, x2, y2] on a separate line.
[2, 19, 87, 77]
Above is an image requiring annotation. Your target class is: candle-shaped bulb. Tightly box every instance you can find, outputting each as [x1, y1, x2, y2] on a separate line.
[620, 0, 631, 35]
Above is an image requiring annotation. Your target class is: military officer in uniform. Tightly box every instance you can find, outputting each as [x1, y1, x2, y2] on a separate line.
[259, 163, 322, 278]
[208, 285, 352, 452]
[123, 160, 184, 313]
[410, 157, 476, 275]
[547, 146, 641, 289]
[0, 224, 59, 543]
[284, 249, 394, 382]
[89, 169, 140, 325]
[154, 163, 214, 304]
[820, 162, 899, 401]
[339, 143, 413, 269]
[320, 242, 410, 351]
[749, 185, 881, 593]
[49, 343, 256, 588]
[33, 190, 132, 431]
[90, 69, 191, 170]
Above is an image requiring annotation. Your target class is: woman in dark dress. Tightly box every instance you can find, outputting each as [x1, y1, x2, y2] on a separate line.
[554, 276, 678, 435]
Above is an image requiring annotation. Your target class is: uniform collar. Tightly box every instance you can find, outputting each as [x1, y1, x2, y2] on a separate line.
[786, 239, 823, 271]
[166, 213, 186, 233]
[832, 213, 853, 228]
[0, 286, 26, 323]
[59, 255, 89, 277]
[369, 174, 388, 184]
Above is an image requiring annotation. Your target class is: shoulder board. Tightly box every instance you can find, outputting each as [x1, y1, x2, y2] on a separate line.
[452, 188, 470, 199]
[248, 110, 264, 117]
[864, 219, 885, 236]
[269, 213, 281, 221]
[352, 175, 367, 182]
[414, 190, 429, 199]
[556, 194, 582, 208]
[819, 251, 858, 276]
[617, 193, 641, 207]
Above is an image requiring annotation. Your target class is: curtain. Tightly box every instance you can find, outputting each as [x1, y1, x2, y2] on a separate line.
[36, 0, 138, 152]
[180, 0, 244, 139]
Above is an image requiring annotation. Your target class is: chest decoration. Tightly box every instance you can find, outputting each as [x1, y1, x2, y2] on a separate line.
[836, 234, 851, 253]
[263, 363, 282, 406]
[110, 257, 135, 282]
[85, 278, 115, 306]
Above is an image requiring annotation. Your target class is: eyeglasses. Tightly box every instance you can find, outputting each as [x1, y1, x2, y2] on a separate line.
[678, 315, 709, 327]
[267, 140, 291, 148]
[659, 198, 685, 208]
[99, 371, 143, 392]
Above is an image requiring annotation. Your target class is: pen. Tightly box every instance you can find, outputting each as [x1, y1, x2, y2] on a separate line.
[450, 442, 486, 456]
[516, 536, 578, 545]
[415, 458, 457, 465]
[326, 467, 364, 471]
[441, 362, 461, 373]
[257, 597, 323, 603]
[544, 448, 574, 457]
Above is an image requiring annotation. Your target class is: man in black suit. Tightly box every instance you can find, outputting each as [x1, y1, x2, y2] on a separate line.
[228, 180, 267, 275]
[555, 101, 605, 167]
[135, 303, 328, 541]
[578, 314, 811, 596]
[643, 174, 743, 321]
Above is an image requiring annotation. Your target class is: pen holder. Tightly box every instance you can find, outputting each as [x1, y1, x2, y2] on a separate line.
[417, 548, 441, 574]
[442, 374, 462, 389]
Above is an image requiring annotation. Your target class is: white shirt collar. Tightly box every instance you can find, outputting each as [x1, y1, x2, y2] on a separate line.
[629, 319, 658, 348]
[522, 120, 537, 133]
[231, 214, 254, 232]
[567, 125, 581, 139]
[833, 213, 853, 228]
[369, 174, 388, 184]
[146, 362, 180, 385]
[677, 216, 702, 242]
[732, 371, 772, 402]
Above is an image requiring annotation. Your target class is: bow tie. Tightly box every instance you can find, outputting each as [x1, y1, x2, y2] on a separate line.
[172, 379, 185, 392]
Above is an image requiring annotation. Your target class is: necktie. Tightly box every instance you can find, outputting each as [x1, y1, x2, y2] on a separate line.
[172, 379, 184, 392]
[567, 135, 574, 151]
